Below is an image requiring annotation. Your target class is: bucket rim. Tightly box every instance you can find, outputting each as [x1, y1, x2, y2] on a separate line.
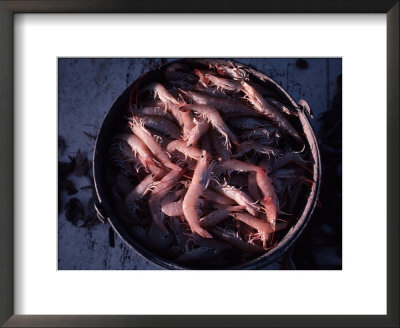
[93, 58, 322, 270]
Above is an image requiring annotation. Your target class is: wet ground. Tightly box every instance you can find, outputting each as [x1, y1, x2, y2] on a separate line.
[58, 58, 342, 270]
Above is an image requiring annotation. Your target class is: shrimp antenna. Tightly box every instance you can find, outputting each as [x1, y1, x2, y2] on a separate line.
[294, 143, 306, 154]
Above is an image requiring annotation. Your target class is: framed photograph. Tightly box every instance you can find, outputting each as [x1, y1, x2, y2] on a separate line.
[0, 1, 398, 327]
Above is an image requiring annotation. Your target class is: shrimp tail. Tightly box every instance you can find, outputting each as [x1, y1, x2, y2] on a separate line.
[193, 226, 213, 239]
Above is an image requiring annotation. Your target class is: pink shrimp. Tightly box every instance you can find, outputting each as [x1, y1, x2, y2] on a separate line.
[213, 182, 261, 216]
[182, 151, 214, 238]
[201, 188, 236, 206]
[141, 82, 181, 108]
[113, 133, 154, 168]
[241, 81, 302, 142]
[141, 98, 182, 125]
[148, 169, 182, 234]
[130, 119, 181, 172]
[193, 84, 230, 99]
[217, 159, 258, 172]
[185, 117, 211, 147]
[231, 212, 275, 249]
[203, 73, 242, 93]
[193, 68, 210, 87]
[199, 209, 230, 228]
[112, 134, 164, 177]
[214, 61, 249, 81]
[161, 200, 184, 217]
[160, 189, 186, 217]
[166, 140, 203, 160]
[109, 139, 144, 176]
[180, 104, 238, 147]
[255, 167, 279, 230]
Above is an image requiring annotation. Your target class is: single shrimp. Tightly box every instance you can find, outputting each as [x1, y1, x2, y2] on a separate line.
[179, 90, 256, 117]
[140, 82, 181, 108]
[201, 188, 236, 206]
[141, 98, 182, 125]
[193, 68, 218, 87]
[200, 205, 245, 228]
[212, 182, 261, 216]
[199, 209, 230, 228]
[203, 73, 242, 93]
[193, 84, 230, 99]
[161, 200, 184, 217]
[240, 127, 280, 141]
[130, 119, 181, 172]
[148, 169, 182, 234]
[241, 81, 302, 142]
[213, 61, 249, 81]
[136, 115, 182, 139]
[113, 133, 154, 169]
[109, 139, 143, 176]
[214, 159, 259, 175]
[210, 226, 264, 253]
[265, 97, 298, 116]
[185, 117, 211, 147]
[160, 189, 186, 217]
[180, 104, 238, 147]
[139, 106, 176, 122]
[165, 63, 198, 82]
[255, 167, 279, 230]
[166, 140, 203, 160]
[231, 212, 275, 249]
[111, 136, 164, 177]
[270, 151, 310, 172]
[233, 141, 280, 159]
[182, 151, 214, 238]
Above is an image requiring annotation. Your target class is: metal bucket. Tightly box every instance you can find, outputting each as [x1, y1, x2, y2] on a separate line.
[93, 59, 321, 269]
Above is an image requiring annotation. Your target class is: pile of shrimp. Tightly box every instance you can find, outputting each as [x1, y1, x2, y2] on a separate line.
[108, 60, 314, 267]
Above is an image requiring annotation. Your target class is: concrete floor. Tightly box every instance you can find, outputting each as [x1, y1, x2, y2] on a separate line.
[58, 58, 342, 270]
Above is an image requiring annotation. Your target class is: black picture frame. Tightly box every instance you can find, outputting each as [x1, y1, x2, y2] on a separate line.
[0, 1, 398, 327]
